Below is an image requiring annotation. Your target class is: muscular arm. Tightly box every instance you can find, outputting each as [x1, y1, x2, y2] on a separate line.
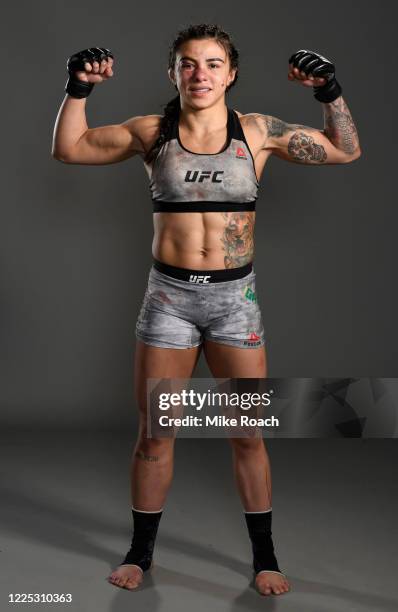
[253, 97, 361, 164]
[51, 94, 155, 164]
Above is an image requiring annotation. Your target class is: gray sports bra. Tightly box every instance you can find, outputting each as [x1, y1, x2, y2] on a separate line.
[150, 107, 259, 212]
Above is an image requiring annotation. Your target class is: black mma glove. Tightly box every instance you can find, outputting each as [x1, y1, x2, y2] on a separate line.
[288, 49, 342, 103]
[65, 47, 113, 99]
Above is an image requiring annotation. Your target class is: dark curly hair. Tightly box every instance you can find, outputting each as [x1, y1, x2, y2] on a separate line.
[145, 24, 239, 164]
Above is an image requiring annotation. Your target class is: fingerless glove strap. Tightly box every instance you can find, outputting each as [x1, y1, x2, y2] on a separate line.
[65, 76, 94, 99]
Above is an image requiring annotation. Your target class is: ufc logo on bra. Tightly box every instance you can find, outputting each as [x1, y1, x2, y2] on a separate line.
[184, 170, 224, 183]
[189, 275, 211, 283]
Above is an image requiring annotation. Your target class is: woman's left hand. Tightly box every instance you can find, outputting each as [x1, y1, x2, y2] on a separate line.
[288, 65, 326, 88]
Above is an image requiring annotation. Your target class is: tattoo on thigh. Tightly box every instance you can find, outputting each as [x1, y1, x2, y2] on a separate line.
[135, 451, 159, 462]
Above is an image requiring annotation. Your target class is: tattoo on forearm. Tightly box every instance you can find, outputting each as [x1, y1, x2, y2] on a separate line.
[323, 97, 359, 154]
[135, 451, 159, 462]
[288, 132, 327, 163]
[220, 212, 255, 268]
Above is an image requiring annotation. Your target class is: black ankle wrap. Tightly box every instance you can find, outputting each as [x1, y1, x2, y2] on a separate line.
[244, 510, 281, 574]
[121, 509, 162, 572]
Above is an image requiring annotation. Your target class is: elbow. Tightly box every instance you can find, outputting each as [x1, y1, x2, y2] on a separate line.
[341, 147, 362, 163]
[51, 151, 62, 162]
[51, 149, 72, 163]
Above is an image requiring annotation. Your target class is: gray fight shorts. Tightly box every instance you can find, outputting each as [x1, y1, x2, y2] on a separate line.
[135, 266, 265, 349]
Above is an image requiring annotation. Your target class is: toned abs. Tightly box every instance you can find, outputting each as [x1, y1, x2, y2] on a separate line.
[153, 210, 256, 269]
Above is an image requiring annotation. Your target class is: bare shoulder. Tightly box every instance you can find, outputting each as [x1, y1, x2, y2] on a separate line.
[233, 111, 269, 149]
[234, 110, 269, 134]
[121, 114, 162, 153]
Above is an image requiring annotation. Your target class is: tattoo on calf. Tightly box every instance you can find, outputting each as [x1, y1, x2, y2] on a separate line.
[288, 132, 327, 163]
[135, 451, 159, 462]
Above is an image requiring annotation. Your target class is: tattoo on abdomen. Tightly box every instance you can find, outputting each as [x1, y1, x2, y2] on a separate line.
[288, 132, 327, 163]
[220, 212, 255, 268]
[135, 451, 159, 462]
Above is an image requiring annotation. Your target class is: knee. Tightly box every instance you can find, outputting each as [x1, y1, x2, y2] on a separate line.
[230, 437, 264, 454]
[136, 435, 174, 458]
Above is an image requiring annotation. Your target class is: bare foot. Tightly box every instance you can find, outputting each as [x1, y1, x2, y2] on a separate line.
[108, 564, 144, 590]
[255, 571, 290, 596]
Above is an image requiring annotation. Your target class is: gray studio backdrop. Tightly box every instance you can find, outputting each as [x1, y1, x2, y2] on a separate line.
[1, 1, 397, 428]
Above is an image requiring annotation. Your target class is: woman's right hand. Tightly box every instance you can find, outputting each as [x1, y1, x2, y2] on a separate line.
[70, 48, 114, 83]
[65, 48, 114, 98]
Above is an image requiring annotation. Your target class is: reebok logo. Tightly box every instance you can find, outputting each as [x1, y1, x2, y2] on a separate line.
[248, 332, 260, 341]
[243, 332, 261, 346]
[184, 170, 224, 183]
[189, 275, 211, 283]
[236, 147, 247, 159]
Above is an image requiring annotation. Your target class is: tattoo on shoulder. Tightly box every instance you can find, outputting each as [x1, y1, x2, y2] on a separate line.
[287, 132, 327, 163]
[262, 116, 311, 138]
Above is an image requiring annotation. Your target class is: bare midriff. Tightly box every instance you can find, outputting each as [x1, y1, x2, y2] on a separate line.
[153, 210, 255, 269]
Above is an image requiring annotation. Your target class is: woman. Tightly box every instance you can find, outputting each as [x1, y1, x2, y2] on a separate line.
[52, 24, 360, 596]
